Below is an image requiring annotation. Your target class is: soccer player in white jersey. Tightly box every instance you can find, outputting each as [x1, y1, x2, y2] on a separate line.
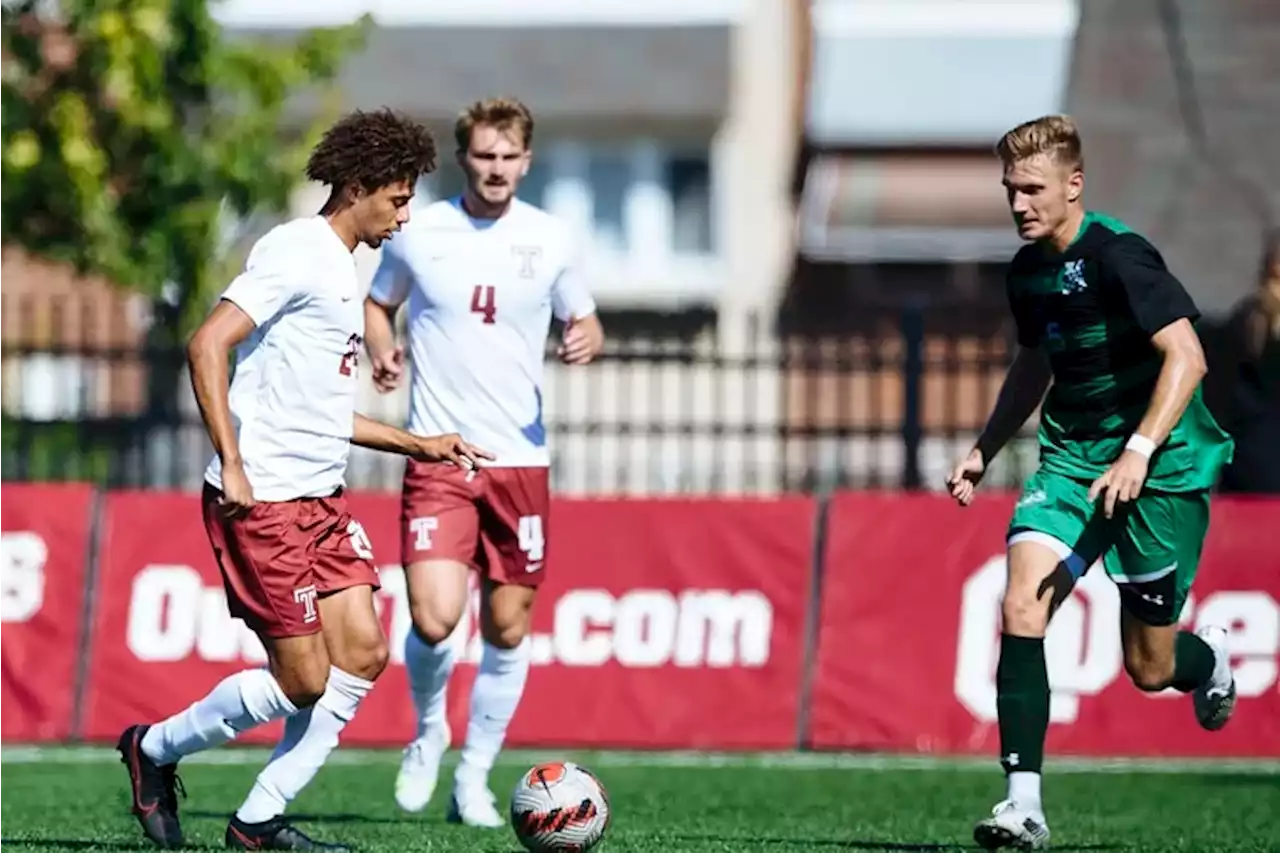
[364, 97, 604, 828]
[116, 109, 492, 852]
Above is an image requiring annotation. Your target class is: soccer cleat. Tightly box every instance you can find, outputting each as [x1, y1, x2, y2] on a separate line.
[394, 722, 451, 813]
[974, 800, 1051, 850]
[225, 815, 351, 851]
[447, 784, 505, 829]
[1193, 624, 1237, 731]
[117, 724, 185, 849]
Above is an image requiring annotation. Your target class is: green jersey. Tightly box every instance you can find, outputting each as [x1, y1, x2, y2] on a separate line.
[1006, 211, 1234, 491]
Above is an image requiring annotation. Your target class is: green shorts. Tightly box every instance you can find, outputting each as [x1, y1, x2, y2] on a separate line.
[1007, 468, 1210, 626]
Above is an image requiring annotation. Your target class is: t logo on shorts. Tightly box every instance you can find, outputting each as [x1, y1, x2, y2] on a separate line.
[410, 516, 439, 551]
[294, 585, 319, 623]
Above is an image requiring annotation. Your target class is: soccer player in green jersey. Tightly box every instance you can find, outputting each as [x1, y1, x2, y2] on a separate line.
[947, 114, 1238, 851]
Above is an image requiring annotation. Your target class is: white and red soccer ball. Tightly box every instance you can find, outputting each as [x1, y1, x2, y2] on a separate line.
[510, 761, 611, 852]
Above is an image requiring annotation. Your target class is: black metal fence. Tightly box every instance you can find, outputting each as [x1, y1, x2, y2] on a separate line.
[2, 300, 1042, 495]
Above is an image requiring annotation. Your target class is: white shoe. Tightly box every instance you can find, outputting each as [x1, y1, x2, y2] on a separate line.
[1193, 625, 1237, 731]
[394, 723, 450, 813]
[974, 800, 1051, 850]
[447, 783, 505, 829]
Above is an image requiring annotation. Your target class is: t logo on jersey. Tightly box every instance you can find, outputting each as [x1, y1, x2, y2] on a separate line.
[512, 245, 541, 279]
[1060, 260, 1087, 295]
[339, 333, 363, 376]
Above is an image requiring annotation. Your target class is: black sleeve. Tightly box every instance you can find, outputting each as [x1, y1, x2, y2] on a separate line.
[1105, 233, 1201, 336]
[1006, 252, 1038, 348]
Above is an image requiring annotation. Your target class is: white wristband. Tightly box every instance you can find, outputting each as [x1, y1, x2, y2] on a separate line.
[1125, 434, 1157, 459]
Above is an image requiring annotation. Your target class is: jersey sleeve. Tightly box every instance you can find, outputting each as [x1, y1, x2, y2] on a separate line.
[1106, 233, 1201, 336]
[220, 230, 305, 327]
[1006, 259, 1038, 348]
[369, 234, 412, 307]
[550, 236, 597, 321]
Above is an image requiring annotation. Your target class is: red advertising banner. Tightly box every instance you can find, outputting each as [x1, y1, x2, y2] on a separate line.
[810, 493, 1280, 757]
[1, 483, 96, 741]
[82, 491, 814, 750]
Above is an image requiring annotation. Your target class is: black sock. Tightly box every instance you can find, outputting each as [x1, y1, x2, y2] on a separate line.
[1170, 630, 1216, 692]
[997, 634, 1049, 775]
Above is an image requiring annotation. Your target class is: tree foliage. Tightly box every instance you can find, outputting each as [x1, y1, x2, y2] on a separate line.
[1, 0, 369, 337]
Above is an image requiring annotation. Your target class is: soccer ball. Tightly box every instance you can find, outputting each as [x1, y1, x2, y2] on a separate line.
[510, 761, 611, 852]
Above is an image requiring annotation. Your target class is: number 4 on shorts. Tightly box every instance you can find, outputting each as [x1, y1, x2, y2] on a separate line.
[518, 514, 544, 562]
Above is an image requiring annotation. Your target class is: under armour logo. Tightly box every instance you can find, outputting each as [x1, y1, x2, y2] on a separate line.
[294, 585, 319, 623]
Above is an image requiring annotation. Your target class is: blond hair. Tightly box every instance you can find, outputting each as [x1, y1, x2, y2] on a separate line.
[455, 97, 534, 151]
[996, 114, 1083, 171]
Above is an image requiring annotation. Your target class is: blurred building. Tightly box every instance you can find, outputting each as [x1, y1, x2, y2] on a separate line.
[212, 0, 809, 494]
[784, 0, 1079, 490]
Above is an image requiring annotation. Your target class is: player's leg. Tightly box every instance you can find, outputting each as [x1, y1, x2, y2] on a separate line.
[396, 462, 479, 812]
[975, 471, 1101, 851]
[228, 499, 387, 850]
[451, 468, 546, 828]
[121, 490, 330, 849]
[1108, 489, 1235, 728]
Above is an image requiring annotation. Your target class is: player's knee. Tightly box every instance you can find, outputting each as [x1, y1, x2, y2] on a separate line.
[275, 666, 328, 709]
[482, 619, 527, 650]
[1001, 590, 1049, 637]
[1125, 651, 1174, 692]
[410, 605, 461, 647]
[344, 633, 390, 682]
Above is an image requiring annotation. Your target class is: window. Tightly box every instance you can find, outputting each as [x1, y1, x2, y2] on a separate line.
[586, 150, 630, 253]
[669, 156, 712, 254]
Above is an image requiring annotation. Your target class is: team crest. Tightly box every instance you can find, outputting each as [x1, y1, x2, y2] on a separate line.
[512, 245, 541, 279]
[1060, 260, 1087, 294]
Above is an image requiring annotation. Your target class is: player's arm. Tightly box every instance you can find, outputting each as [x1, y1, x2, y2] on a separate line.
[948, 267, 1051, 504]
[1087, 235, 1205, 516]
[187, 302, 256, 472]
[364, 237, 411, 392]
[975, 345, 1054, 465]
[351, 413, 494, 468]
[188, 234, 302, 515]
[551, 249, 604, 365]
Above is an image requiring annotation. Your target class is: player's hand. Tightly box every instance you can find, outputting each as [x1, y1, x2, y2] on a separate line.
[371, 345, 405, 393]
[219, 460, 256, 520]
[1088, 450, 1149, 519]
[558, 315, 603, 365]
[413, 433, 496, 469]
[946, 448, 986, 507]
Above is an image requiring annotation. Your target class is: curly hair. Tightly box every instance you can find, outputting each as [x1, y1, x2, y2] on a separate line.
[306, 108, 437, 192]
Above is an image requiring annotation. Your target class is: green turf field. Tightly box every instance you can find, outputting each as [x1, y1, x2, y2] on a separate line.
[2, 748, 1277, 852]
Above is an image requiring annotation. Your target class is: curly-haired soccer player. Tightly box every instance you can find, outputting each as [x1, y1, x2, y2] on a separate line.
[117, 109, 494, 851]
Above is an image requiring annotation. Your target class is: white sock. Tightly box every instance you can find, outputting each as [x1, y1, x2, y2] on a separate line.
[456, 639, 530, 791]
[405, 628, 457, 739]
[235, 667, 374, 824]
[140, 668, 296, 766]
[1007, 771, 1043, 814]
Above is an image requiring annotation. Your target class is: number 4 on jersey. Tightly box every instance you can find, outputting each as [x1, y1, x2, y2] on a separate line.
[471, 285, 497, 324]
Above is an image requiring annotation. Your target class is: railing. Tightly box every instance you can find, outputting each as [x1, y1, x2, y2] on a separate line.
[1, 302, 1040, 495]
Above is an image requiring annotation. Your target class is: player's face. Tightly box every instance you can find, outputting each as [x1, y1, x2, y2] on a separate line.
[1002, 154, 1082, 242]
[356, 179, 414, 248]
[459, 124, 530, 209]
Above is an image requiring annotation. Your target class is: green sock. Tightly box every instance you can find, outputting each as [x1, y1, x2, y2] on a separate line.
[997, 634, 1049, 774]
[1170, 630, 1216, 692]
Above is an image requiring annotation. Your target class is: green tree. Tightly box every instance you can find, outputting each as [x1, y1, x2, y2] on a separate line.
[1, 0, 369, 484]
[1, 0, 369, 342]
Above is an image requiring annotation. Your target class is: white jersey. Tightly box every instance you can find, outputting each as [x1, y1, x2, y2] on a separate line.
[204, 216, 364, 501]
[369, 197, 596, 467]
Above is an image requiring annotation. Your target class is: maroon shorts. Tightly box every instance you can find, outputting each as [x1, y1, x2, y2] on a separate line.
[399, 462, 550, 587]
[202, 484, 381, 639]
